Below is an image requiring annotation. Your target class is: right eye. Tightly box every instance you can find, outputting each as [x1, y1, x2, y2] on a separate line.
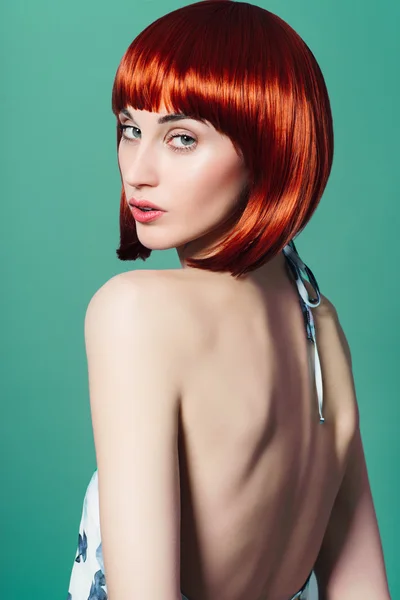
[118, 124, 139, 141]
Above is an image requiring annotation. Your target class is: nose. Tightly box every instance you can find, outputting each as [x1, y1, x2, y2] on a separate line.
[120, 139, 159, 188]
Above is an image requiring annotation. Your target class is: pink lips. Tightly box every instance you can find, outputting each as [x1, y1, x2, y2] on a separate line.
[128, 197, 164, 211]
[130, 206, 165, 223]
[128, 198, 166, 223]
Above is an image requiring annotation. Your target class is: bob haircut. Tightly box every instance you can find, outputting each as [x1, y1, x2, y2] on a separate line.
[111, 0, 333, 278]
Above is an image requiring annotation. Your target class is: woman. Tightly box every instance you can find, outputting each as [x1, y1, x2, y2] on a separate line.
[67, 1, 391, 599]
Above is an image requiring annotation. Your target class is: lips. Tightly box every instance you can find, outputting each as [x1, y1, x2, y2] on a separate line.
[128, 197, 165, 211]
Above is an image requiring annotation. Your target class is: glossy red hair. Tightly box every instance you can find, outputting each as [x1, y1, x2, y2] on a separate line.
[111, 0, 333, 277]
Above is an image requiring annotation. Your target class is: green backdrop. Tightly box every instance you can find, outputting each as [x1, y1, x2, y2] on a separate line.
[1, 0, 398, 598]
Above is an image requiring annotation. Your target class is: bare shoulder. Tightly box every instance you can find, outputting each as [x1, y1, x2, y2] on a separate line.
[84, 268, 199, 359]
[305, 281, 338, 321]
[303, 280, 352, 366]
[302, 282, 360, 438]
[86, 268, 189, 309]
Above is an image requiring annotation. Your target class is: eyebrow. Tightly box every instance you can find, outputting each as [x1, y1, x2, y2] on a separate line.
[119, 108, 209, 126]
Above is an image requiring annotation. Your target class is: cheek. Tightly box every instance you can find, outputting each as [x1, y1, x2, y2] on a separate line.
[117, 147, 128, 179]
[186, 158, 246, 217]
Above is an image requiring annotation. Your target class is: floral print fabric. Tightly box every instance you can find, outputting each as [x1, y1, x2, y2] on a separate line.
[67, 470, 107, 600]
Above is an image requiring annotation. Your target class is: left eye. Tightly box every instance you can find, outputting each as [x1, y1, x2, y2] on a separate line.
[169, 133, 196, 148]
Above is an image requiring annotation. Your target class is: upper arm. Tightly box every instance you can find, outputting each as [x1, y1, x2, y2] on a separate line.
[313, 306, 391, 599]
[84, 273, 183, 600]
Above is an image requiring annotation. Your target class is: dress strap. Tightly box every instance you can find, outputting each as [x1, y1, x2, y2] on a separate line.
[282, 240, 321, 307]
[289, 570, 313, 599]
[282, 240, 325, 423]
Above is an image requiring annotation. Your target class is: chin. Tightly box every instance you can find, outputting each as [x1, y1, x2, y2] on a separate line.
[136, 222, 214, 254]
[136, 231, 185, 252]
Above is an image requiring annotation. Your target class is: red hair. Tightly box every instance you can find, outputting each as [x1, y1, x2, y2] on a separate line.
[111, 0, 333, 277]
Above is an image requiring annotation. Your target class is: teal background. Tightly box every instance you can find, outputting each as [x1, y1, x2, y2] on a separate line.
[1, 0, 398, 597]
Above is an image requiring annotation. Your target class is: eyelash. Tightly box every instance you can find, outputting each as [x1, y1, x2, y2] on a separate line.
[117, 123, 197, 153]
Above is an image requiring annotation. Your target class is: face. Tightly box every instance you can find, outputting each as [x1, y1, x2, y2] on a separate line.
[117, 103, 249, 267]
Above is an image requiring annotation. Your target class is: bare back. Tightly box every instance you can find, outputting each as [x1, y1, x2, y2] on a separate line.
[159, 257, 359, 600]
[67, 249, 390, 600]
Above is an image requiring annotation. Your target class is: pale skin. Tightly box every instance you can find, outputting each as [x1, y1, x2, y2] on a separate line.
[84, 105, 391, 600]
